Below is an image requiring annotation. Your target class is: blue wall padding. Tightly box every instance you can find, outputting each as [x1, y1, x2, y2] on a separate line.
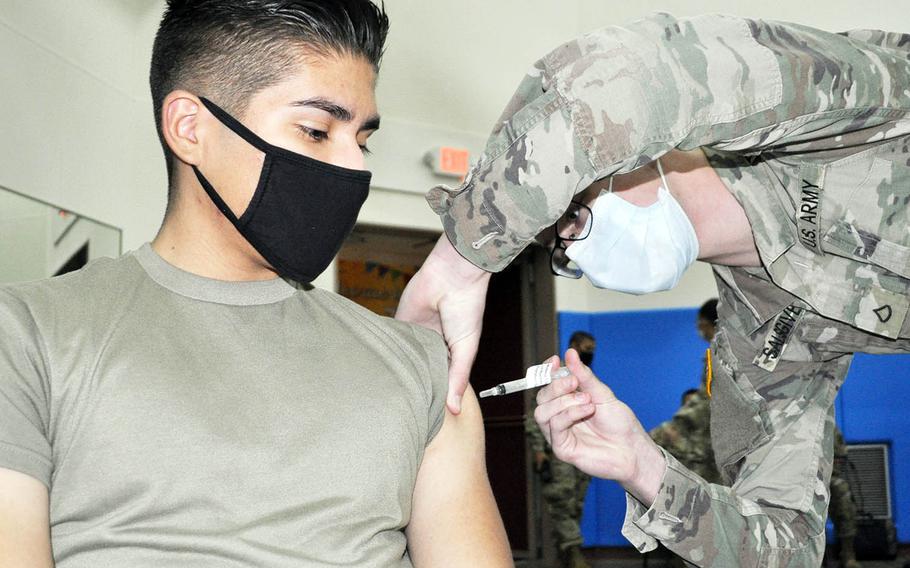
[836, 353, 908, 542]
[557, 310, 910, 547]
[558, 309, 707, 546]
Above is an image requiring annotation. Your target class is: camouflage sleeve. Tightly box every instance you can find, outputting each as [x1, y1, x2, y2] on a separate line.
[525, 411, 548, 454]
[621, 448, 830, 566]
[427, 13, 910, 271]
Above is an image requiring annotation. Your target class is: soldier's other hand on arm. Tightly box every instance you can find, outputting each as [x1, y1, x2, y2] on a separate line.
[534, 350, 666, 507]
[396, 235, 491, 415]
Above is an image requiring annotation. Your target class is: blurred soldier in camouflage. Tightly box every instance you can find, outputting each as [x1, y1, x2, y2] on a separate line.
[830, 429, 862, 568]
[650, 386, 721, 488]
[397, 12, 910, 567]
[650, 300, 722, 486]
[526, 331, 595, 568]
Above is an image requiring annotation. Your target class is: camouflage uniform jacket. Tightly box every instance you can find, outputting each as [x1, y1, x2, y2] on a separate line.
[427, 13, 910, 567]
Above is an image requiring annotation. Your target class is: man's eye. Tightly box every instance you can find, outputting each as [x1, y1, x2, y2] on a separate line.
[297, 125, 328, 142]
[359, 145, 372, 156]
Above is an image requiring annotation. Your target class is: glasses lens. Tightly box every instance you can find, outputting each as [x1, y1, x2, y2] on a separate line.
[550, 241, 583, 279]
[556, 202, 592, 241]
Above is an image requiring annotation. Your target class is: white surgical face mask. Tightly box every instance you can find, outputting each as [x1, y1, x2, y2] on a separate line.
[565, 160, 699, 295]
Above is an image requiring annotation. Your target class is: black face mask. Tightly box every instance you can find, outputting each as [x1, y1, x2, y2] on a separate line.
[579, 350, 594, 367]
[192, 97, 371, 284]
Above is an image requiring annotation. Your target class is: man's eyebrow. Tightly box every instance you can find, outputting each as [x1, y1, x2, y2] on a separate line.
[361, 115, 381, 132]
[290, 97, 353, 121]
[290, 97, 380, 131]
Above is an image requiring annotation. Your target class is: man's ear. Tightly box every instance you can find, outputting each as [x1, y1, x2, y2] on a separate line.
[160, 91, 205, 167]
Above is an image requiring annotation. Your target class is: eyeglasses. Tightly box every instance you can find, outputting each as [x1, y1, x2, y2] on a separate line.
[549, 201, 592, 279]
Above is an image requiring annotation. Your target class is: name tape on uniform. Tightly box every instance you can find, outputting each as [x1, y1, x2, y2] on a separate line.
[796, 164, 826, 255]
[753, 304, 805, 372]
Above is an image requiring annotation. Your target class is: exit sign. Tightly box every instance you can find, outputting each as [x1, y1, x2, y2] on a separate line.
[424, 146, 471, 178]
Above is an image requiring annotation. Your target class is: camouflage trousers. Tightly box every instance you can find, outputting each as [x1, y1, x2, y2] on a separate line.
[541, 457, 591, 551]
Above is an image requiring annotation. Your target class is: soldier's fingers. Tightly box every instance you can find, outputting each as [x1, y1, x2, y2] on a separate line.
[548, 402, 597, 453]
[445, 336, 478, 414]
[565, 348, 616, 404]
[536, 357, 577, 407]
[534, 390, 592, 432]
[535, 376, 580, 410]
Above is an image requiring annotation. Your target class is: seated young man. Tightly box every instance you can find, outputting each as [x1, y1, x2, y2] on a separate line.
[0, 1, 512, 566]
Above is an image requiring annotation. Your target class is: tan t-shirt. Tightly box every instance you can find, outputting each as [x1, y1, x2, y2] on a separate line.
[0, 244, 448, 567]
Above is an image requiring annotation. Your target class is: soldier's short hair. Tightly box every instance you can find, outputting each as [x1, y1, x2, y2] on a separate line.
[682, 388, 700, 405]
[569, 330, 595, 346]
[698, 298, 719, 324]
[150, 0, 389, 193]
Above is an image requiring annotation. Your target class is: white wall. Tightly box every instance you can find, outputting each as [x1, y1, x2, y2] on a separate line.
[0, 189, 48, 282]
[0, 188, 120, 283]
[0, 2, 165, 257]
[2, 0, 908, 311]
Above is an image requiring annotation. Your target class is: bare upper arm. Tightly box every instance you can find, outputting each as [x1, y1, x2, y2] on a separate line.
[406, 386, 512, 567]
[0, 467, 54, 567]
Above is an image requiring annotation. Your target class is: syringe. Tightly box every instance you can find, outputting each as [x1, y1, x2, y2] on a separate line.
[479, 363, 572, 398]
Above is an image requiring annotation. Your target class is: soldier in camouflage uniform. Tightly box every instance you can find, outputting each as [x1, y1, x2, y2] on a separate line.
[654, 392, 861, 568]
[650, 388, 721, 488]
[650, 300, 722, 487]
[526, 331, 595, 568]
[396, 12, 910, 567]
[830, 428, 862, 568]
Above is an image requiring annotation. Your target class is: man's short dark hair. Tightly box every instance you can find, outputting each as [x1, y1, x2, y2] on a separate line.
[150, 0, 389, 192]
[569, 331, 595, 346]
[698, 298, 718, 324]
[681, 388, 700, 405]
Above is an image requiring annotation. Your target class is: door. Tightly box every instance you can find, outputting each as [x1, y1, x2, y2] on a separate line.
[337, 226, 557, 560]
[472, 244, 557, 560]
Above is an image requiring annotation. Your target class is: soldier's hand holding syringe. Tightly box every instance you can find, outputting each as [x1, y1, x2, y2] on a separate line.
[512, 350, 667, 509]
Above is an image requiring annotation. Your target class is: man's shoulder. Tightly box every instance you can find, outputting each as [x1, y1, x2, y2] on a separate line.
[308, 288, 448, 372]
[0, 254, 141, 365]
[306, 290, 450, 444]
[307, 288, 447, 361]
[649, 420, 674, 440]
[1, 254, 137, 312]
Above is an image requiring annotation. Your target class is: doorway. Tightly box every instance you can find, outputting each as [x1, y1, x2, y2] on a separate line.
[336, 224, 438, 317]
[471, 244, 557, 562]
[336, 225, 557, 560]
